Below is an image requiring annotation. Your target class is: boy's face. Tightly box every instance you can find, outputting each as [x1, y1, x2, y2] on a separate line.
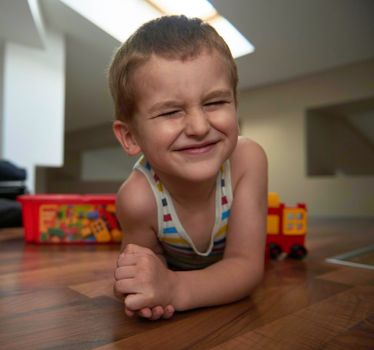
[128, 50, 238, 183]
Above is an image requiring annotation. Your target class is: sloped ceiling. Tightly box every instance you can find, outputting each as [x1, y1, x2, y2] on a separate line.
[0, 0, 44, 48]
[211, 0, 374, 88]
[1, 0, 374, 133]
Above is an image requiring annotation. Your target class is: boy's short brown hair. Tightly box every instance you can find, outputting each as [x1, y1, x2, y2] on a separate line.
[108, 15, 238, 122]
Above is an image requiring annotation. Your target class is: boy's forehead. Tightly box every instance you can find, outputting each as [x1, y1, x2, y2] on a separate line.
[134, 50, 228, 80]
[126, 49, 235, 118]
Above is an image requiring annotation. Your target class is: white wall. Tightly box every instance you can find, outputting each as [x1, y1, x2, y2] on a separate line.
[2, 28, 65, 192]
[239, 59, 374, 218]
[81, 147, 136, 181]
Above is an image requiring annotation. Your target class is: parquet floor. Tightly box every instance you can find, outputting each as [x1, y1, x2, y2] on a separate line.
[0, 219, 373, 349]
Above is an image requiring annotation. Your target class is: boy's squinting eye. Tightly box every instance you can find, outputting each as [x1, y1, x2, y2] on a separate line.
[157, 109, 181, 118]
[204, 100, 229, 108]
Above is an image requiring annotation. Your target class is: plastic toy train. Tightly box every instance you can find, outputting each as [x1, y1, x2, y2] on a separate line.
[266, 192, 307, 259]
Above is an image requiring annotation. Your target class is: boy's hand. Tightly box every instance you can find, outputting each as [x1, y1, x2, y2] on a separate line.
[115, 286, 175, 320]
[114, 244, 179, 312]
[124, 305, 175, 320]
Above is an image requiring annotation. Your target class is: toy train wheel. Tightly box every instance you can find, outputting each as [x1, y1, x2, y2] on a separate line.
[289, 245, 307, 260]
[269, 243, 282, 259]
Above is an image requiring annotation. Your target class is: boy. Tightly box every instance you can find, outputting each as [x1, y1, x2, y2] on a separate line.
[109, 15, 267, 320]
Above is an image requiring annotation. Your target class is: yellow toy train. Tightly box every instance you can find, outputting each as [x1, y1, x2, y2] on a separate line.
[266, 193, 307, 259]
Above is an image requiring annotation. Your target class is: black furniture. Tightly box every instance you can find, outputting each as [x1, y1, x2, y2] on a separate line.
[0, 160, 27, 227]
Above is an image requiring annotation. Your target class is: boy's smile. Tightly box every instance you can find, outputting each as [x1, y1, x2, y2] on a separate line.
[129, 50, 238, 185]
[173, 141, 218, 154]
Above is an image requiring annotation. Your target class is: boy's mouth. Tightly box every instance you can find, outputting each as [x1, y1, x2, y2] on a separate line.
[174, 141, 219, 154]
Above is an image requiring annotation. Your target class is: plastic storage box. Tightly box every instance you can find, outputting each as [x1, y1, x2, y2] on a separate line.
[18, 195, 123, 244]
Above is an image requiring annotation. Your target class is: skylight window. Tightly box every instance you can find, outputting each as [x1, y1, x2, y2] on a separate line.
[60, 0, 255, 58]
[209, 15, 254, 59]
[60, 0, 160, 41]
[148, 0, 217, 19]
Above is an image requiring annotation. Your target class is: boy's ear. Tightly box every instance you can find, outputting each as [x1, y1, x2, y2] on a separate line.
[113, 120, 141, 156]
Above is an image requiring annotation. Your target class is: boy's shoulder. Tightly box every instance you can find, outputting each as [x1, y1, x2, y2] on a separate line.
[230, 136, 267, 187]
[116, 169, 157, 225]
[231, 136, 267, 163]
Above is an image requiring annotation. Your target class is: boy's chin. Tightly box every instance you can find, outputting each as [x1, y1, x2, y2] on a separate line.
[175, 164, 222, 183]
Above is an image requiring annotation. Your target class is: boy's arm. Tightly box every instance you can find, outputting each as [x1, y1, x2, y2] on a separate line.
[170, 139, 268, 310]
[121, 139, 268, 312]
[115, 170, 164, 258]
[115, 171, 176, 319]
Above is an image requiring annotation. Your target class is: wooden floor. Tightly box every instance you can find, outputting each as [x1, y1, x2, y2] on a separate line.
[0, 219, 373, 350]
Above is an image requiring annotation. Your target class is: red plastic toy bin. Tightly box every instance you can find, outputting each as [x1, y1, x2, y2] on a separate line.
[18, 194, 123, 244]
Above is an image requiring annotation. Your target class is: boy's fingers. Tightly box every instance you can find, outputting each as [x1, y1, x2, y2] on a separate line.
[162, 305, 175, 319]
[124, 307, 135, 317]
[124, 244, 143, 254]
[113, 284, 124, 300]
[138, 307, 152, 318]
[124, 243, 154, 256]
[115, 279, 138, 295]
[149, 306, 164, 321]
[123, 243, 137, 254]
[114, 266, 136, 280]
[117, 254, 138, 267]
[124, 293, 148, 311]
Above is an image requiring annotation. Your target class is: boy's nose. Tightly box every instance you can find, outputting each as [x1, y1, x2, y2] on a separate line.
[184, 109, 210, 137]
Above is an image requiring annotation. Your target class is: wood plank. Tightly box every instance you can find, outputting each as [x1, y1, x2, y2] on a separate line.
[211, 286, 374, 350]
[322, 314, 374, 350]
[0, 289, 87, 318]
[0, 296, 160, 350]
[69, 278, 116, 299]
[92, 303, 253, 350]
[318, 267, 374, 285]
[0, 219, 373, 349]
[186, 278, 349, 350]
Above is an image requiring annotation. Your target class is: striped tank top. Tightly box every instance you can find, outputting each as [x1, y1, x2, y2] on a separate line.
[134, 156, 233, 270]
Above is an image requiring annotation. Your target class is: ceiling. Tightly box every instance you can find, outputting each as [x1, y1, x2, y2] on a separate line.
[213, 0, 374, 88]
[1, 0, 374, 132]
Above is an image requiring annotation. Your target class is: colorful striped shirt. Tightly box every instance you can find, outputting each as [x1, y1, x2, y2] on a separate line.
[134, 156, 233, 270]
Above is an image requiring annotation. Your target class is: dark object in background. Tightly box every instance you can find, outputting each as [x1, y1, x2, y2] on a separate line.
[0, 183, 27, 200]
[0, 160, 27, 181]
[0, 198, 23, 227]
[0, 160, 27, 227]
